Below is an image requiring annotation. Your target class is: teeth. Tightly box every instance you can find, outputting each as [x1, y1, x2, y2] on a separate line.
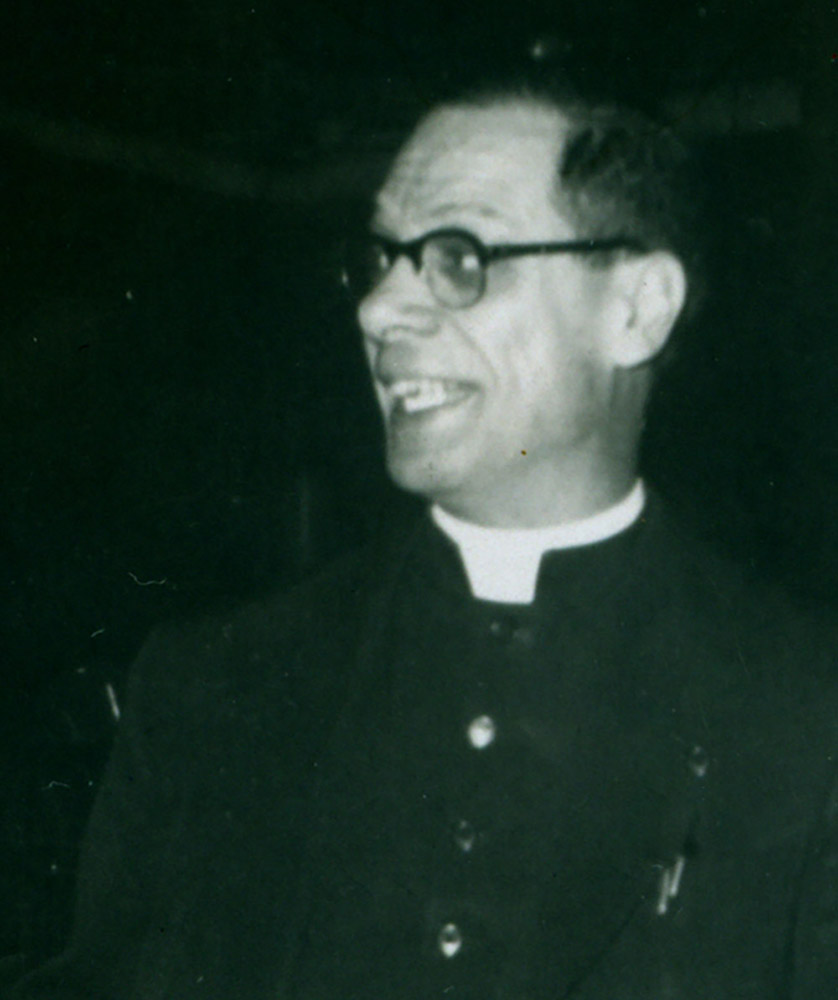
[388, 378, 469, 414]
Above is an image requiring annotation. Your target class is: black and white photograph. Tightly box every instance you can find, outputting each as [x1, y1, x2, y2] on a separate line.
[1, 2, 837, 997]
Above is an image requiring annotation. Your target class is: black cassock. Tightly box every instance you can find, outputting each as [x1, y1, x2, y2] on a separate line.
[10, 495, 838, 999]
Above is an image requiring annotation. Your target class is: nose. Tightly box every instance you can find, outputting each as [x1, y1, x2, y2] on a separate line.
[357, 255, 435, 343]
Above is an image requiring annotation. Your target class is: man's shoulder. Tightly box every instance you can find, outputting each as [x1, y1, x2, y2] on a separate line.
[644, 500, 838, 736]
[121, 524, 410, 724]
[644, 497, 833, 638]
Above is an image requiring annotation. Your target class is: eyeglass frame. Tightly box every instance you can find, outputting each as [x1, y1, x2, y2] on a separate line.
[342, 226, 648, 310]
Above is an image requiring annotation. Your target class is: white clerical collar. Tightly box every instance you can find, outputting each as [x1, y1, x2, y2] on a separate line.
[431, 480, 646, 605]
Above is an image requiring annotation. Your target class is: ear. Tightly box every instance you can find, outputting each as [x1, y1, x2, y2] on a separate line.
[604, 252, 687, 369]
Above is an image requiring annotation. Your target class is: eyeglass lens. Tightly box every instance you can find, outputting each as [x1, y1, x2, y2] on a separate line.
[425, 233, 484, 307]
[345, 232, 486, 309]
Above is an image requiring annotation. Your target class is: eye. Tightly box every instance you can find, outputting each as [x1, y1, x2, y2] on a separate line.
[368, 240, 393, 280]
[431, 234, 482, 281]
[340, 236, 396, 298]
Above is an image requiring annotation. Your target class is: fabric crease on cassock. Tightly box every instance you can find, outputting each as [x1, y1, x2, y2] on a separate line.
[8, 494, 838, 1000]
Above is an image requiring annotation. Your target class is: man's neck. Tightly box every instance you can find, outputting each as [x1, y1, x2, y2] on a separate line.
[431, 480, 646, 604]
[429, 458, 639, 529]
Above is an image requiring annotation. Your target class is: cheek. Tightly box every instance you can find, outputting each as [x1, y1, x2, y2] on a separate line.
[480, 310, 578, 406]
[495, 333, 601, 442]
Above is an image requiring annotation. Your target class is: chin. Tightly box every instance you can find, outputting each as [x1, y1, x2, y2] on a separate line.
[385, 451, 464, 503]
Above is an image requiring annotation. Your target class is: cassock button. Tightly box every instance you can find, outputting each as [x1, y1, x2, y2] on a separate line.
[688, 745, 709, 778]
[512, 624, 536, 648]
[438, 922, 463, 958]
[489, 616, 535, 648]
[467, 715, 497, 749]
[454, 819, 476, 852]
[489, 618, 514, 643]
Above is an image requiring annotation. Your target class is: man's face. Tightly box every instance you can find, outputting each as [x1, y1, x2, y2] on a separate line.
[357, 100, 626, 524]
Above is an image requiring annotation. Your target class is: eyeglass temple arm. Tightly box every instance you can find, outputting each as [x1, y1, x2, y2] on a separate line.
[484, 237, 647, 262]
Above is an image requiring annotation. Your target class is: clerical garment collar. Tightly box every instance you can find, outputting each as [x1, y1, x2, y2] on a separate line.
[430, 480, 646, 605]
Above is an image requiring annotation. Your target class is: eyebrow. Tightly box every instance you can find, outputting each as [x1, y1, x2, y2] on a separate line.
[370, 198, 511, 234]
[425, 202, 507, 221]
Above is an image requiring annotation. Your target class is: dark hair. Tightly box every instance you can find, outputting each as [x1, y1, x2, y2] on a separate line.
[432, 75, 707, 333]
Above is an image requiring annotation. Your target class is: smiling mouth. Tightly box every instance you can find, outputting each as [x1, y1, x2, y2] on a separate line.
[386, 378, 477, 415]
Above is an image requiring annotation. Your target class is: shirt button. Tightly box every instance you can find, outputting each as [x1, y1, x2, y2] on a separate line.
[467, 714, 497, 749]
[454, 819, 476, 852]
[438, 922, 463, 958]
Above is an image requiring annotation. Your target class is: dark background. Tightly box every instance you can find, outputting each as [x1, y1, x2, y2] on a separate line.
[0, 0, 836, 974]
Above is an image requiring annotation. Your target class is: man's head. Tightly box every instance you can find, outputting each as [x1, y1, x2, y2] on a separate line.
[353, 86, 696, 526]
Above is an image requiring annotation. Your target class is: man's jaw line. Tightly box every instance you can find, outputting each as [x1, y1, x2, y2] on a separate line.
[393, 443, 638, 529]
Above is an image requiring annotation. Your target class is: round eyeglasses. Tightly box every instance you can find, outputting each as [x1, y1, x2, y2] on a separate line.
[341, 227, 646, 310]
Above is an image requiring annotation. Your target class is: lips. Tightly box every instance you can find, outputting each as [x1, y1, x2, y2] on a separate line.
[385, 377, 478, 415]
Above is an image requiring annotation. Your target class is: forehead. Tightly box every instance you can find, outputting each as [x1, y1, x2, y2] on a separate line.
[374, 101, 573, 235]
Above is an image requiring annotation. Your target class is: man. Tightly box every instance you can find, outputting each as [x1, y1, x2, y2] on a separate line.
[9, 79, 837, 999]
